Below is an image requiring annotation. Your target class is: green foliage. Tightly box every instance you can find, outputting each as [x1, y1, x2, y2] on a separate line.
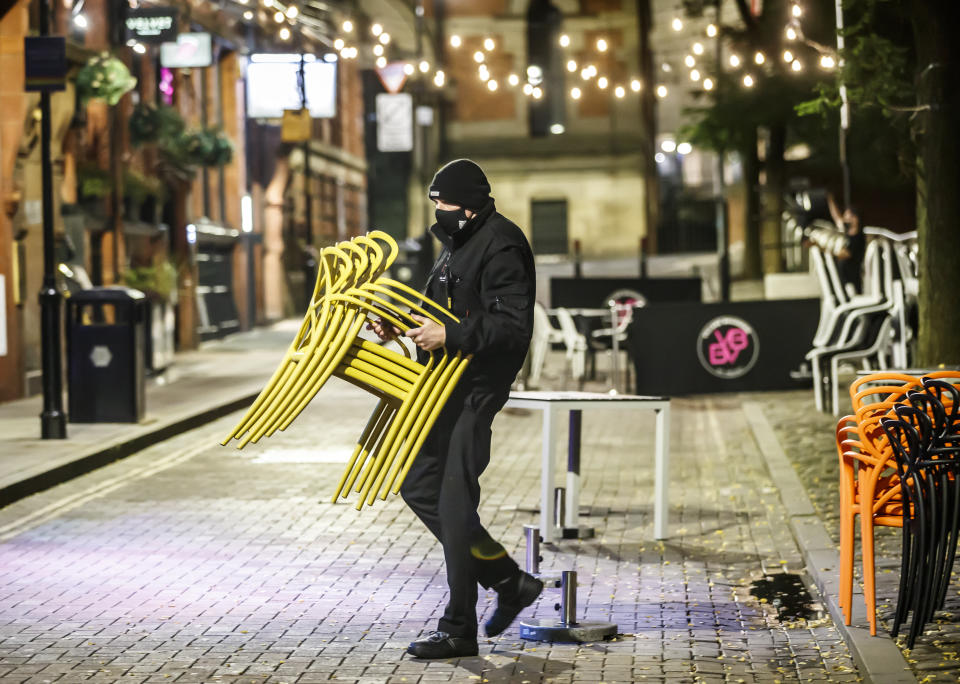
[182, 128, 234, 167]
[123, 168, 167, 205]
[76, 52, 137, 106]
[123, 261, 177, 300]
[129, 104, 187, 147]
[77, 163, 112, 200]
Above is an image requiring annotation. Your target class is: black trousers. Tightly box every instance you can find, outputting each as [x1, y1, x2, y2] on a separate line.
[400, 389, 519, 638]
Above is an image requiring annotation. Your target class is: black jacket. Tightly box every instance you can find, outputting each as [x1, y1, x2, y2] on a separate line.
[421, 199, 536, 402]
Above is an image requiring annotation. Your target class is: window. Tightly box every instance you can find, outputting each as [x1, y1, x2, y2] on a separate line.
[531, 199, 569, 255]
[526, 0, 565, 137]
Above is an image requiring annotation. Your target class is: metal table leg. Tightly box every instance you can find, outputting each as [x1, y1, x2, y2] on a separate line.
[562, 409, 595, 539]
[654, 403, 671, 540]
[540, 404, 557, 543]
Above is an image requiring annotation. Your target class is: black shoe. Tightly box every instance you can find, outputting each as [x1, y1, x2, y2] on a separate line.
[406, 631, 479, 659]
[484, 572, 544, 637]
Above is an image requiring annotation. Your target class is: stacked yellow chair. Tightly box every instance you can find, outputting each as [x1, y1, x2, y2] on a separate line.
[221, 231, 471, 509]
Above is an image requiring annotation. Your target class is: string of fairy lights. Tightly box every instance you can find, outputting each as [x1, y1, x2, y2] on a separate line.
[666, 1, 837, 96]
[69, 0, 841, 111]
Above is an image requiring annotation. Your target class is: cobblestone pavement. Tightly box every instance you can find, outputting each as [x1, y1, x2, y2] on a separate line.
[762, 386, 960, 682]
[0, 378, 861, 683]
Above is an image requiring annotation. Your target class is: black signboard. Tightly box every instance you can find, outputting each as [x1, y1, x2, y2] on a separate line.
[24, 37, 66, 92]
[627, 298, 821, 395]
[125, 7, 178, 44]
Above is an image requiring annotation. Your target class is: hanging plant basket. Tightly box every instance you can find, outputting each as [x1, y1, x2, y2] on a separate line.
[77, 52, 137, 105]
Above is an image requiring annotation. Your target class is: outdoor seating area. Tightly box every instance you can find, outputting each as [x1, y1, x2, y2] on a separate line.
[528, 292, 644, 393]
[835, 371, 960, 647]
[806, 229, 919, 414]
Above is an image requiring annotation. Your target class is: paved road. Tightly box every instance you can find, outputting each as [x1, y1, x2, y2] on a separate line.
[0, 385, 860, 683]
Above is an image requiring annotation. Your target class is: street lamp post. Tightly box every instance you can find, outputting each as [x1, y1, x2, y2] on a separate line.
[38, 0, 67, 438]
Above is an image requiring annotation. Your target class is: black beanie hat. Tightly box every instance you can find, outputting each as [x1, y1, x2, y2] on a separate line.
[428, 159, 491, 211]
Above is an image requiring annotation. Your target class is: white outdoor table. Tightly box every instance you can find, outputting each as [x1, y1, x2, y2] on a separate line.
[505, 391, 671, 542]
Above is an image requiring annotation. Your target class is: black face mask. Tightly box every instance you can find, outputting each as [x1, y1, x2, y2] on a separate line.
[435, 207, 470, 237]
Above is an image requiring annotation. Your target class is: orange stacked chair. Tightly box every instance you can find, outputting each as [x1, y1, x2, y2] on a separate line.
[837, 371, 960, 635]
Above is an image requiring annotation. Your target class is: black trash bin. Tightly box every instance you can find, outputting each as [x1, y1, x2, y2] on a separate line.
[67, 287, 147, 423]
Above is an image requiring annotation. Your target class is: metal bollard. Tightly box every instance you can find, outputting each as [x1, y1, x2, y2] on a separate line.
[554, 487, 565, 529]
[558, 570, 577, 625]
[524, 524, 542, 575]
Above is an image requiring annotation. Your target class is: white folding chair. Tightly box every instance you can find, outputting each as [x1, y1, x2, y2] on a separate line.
[528, 301, 564, 387]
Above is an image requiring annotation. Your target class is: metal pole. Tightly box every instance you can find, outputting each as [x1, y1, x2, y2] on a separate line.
[559, 570, 578, 625]
[714, 1, 730, 301]
[38, 0, 67, 438]
[835, 0, 852, 208]
[524, 524, 541, 575]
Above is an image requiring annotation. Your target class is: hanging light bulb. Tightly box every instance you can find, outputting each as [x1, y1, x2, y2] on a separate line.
[596, 38, 608, 52]
[419, 60, 430, 73]
[671, 17, 682, 31]
[570, 86, 582, 99]
[786, 26, 798, 41]
[342, 19, 353, 32]
[791, 59, 803, 72]
[403, 62, 415, 75]
[478, 65, 489, 81]
[614, 85, 625, 98]
[484, 37, 495, 51]
[132, 42, 146, 54]
[729, 54, 741, 68]
[242, 10, 253, 19]
[450, 35, 462, 48]
[334, 38, 344, 50]
[743, 74, 755, 87]
[597, 76, 608, 89]
[273, 10, 284, 22]
[379, 33, 390, 44]
[703, 77, 714, 90]
[487, 79, 498, 91]
[684, 55, 695, 68]
[656, 85, 667, 97]
[754, 51, 765, 65]
[523, 83, 533, 95]
[373, 44, 384, 56]
[527, 65, 543, 83]
[508, 73, 520, 86]
[73, 13, 88, 29]
[532, 87, 543, 99]
[820, 55, 837, 69]
[567, 60, 577, 72]
[473, 51, 485, 63]
[580, 67, 591, 80]
[677, 142, 693, 155]
[550, 123, 564, 135]
[792, 3, 802, 17]
[783, 50, 794, 62]
[371, 23, 383, 36]
[559, 34, 570, 48]
[376, 56, 387, 68]
[630, 79, 642, 92]
[279, 27, 291, 40]
[693, 42, 704, 55]
[706, 24, 718, 38]
[434, 70, 445, 87]
[285, 5, 298, 19]
[690, 69, 700, 81]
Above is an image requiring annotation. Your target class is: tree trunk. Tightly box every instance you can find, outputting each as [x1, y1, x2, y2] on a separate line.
[761, 123, 787, 275]
[742, 127, 763, 280]
[911, 1, 960, 365]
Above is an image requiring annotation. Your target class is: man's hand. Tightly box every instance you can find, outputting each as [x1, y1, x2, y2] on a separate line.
[366, 317, 401, 341]
[406, 314, 446, 351]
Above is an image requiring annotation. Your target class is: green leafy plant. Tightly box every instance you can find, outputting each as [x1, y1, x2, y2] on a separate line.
[123, 260, 177, 300]
[123, 168, 167, 205]
[77, 163, 112, 200]
[181, 127, 234, 167]
[76, 52, 137, 105]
